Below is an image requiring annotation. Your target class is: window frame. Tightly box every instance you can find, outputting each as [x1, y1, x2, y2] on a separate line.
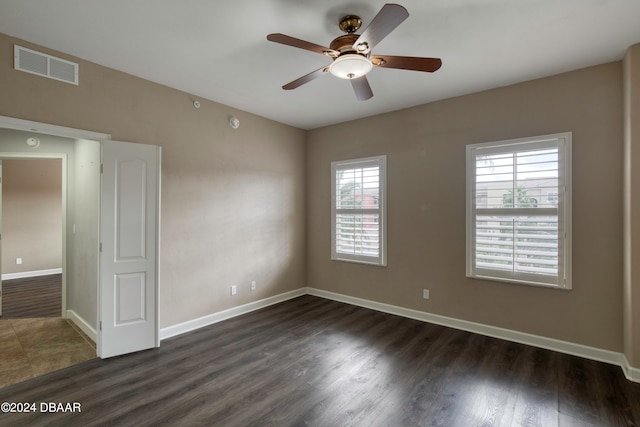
[331, 155, 387, 266]
[465, 133, 572, 289]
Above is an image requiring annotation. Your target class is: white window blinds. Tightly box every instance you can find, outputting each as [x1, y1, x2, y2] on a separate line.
[466, 134, 571, 288]
[331, 156, 386, 266]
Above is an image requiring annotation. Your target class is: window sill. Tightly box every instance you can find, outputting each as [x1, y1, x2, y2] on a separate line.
[467, 273, 571, 290]
[331, 256, 387, 267]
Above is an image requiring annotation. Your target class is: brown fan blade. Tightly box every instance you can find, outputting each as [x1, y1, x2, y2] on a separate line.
[267, 33, 339, 57]
[352, 4, 409, 54]
[351, 76, 373, 101]
[282, 66, 329, 90]
[371, 55, 442, 72]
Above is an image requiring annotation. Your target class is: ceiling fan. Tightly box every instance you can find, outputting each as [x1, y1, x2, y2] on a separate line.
[266, 3, 442, 101]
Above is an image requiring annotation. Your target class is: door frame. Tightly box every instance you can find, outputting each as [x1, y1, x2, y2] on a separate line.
[0, 116, 161, 357]
[0, 152, 67, 316]
[0, 116, 109, 319]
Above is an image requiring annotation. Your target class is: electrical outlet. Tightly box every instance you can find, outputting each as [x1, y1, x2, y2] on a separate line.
[250, 280, 256, 291]
[16, 258, 22, 265]
[423, 289, 430, 300]
[230, 285, 237, 296]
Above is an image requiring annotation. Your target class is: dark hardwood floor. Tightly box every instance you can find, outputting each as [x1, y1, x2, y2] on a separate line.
[1, 295, 638, 426]
[0, 274, 62, 318]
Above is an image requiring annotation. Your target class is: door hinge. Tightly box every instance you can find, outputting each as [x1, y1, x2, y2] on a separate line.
[99, 321, 102, 331]
[99, 242, 102, 252]
[100, 163, 103, 173]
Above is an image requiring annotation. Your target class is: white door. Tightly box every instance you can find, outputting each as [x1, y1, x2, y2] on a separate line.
[99, 140, 160, 358]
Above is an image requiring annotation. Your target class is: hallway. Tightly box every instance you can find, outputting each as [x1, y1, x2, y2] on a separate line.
[0, 317, 95, 388]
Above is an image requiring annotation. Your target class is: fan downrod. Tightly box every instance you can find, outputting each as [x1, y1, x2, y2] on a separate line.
[338, 15, 362, 34]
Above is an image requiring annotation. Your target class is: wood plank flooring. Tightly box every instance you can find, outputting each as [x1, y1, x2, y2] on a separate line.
[1, 295, 638, 426]
[1, 274, 62, 318]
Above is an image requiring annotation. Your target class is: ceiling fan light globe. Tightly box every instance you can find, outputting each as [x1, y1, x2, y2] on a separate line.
[329, 54, 372, 79]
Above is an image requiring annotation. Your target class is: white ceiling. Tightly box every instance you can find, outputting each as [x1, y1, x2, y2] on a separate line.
[1, 0, 639, 130]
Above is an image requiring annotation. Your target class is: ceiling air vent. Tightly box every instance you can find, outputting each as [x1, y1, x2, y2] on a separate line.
[14, 45, 79, 85]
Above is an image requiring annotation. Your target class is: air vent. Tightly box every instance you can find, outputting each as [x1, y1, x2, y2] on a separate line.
[14, 45, 79, 85]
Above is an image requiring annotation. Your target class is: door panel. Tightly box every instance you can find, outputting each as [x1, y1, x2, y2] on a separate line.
[116, 159, 147, 260]
[100, 140, 160, 358]
[115, 272, 146, 324]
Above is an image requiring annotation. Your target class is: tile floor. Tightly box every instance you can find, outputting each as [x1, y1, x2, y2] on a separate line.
[0, 318, 96, 389]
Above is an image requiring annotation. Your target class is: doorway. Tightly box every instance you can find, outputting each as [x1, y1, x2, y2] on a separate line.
[0, 127, 98, 334]
[0, 116, 161, 360]
[0, 133, 96, 388]
[0, 158, 63, 318]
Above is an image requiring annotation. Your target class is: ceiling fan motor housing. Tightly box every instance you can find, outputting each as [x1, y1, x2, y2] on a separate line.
[339, 15, 362, 33]
[329, 34, 361, 54]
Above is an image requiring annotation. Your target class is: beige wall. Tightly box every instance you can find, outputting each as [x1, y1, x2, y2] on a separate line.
[1, 159, 62, 275]
[624, 43, 640, 367]
[308, 62, 623, 352]
[0, 32, 307, 328]
[1, 30, 635, 364]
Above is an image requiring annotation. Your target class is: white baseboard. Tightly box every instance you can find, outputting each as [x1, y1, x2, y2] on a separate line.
[306, 287, 640, 383]
[622, 354, 640, 383]
[66, 309, 97, 343]
[160, 288, 307, 341]
[156, 285, 639, 383]
[2, 268, 62, 281]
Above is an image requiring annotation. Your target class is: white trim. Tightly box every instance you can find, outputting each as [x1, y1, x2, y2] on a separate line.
[305, 287, 639, 383]
[155, 148, 162, 348]
[66, 309, 98, 343]
[1, 268, 63, 281]
[0, 115, 110, 140]
[154, 285, 639, 383]
[159, 288, 307, 341]
[622, 354, 640, 383]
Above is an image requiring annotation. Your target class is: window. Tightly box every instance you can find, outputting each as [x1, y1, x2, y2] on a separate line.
[466, 133, 571, 288]
[331, 155, 386, 266]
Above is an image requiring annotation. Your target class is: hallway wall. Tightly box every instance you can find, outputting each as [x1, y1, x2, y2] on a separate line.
[1, 159, 62, 276]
